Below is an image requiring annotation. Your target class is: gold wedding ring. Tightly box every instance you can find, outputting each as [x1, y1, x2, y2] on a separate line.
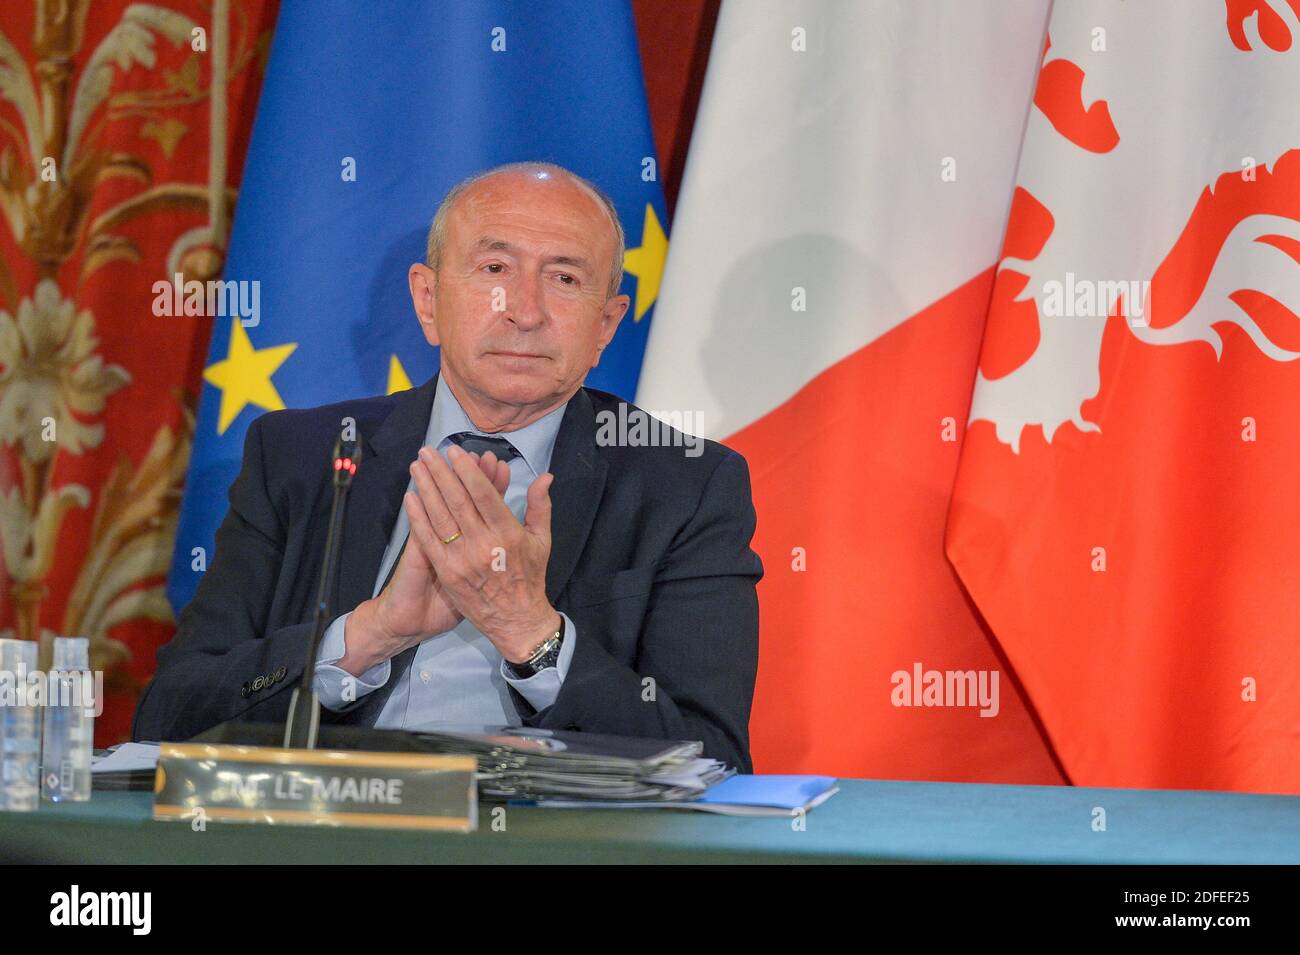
[441, 531, 462, 545]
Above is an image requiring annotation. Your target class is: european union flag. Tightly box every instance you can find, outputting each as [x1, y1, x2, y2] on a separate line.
[168, 1, 668, 611]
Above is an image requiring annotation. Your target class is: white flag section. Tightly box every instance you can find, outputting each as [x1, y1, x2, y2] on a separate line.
[641, 0, 1051, 438]
[639, 0, 1065, 781]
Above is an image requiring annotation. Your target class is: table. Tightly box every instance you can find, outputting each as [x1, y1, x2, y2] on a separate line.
[2, 779, 1296, 864]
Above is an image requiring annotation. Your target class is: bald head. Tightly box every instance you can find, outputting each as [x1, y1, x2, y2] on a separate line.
[425, 162, 625, 299]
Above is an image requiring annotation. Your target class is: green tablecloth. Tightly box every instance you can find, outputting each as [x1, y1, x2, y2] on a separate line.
[1, 779, 1295, 864]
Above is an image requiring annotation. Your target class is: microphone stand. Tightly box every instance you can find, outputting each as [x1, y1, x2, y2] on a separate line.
[283, 436, 361, 749]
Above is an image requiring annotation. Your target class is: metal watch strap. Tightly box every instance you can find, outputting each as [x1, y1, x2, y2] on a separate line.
[505, 615, 564, 679]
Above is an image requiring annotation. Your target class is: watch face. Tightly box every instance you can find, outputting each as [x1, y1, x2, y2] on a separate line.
[512, 647, 559, 678]
[510, 628, 562, 678]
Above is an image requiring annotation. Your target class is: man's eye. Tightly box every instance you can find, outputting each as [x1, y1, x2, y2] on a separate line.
[556, 273, 576, 285]
[483, 263, 504, 273]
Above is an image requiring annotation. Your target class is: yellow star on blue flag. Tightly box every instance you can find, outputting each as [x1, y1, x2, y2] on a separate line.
[623, 203, 668, 321]
[202, 320, 297, 435]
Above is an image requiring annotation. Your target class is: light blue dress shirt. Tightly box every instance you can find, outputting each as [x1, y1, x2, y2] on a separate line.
[312, 377, 576, 727]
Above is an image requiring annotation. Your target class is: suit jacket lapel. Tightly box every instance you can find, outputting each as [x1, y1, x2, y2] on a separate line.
[328, 375, 437, 729]
[333, 374, 438, 617]
[544, 387, 607, 604]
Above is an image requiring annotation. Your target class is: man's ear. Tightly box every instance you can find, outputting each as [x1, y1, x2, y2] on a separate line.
[591, 293, 631, 368]
[409, 263, 441, 346]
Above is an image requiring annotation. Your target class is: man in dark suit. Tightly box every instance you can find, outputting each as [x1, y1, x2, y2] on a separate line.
[133, 162, 763, 772]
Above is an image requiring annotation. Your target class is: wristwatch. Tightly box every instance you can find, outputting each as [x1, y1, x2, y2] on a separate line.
[505, 616, 564, 679]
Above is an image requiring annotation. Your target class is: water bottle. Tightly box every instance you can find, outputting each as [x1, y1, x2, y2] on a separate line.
[41, 636, 94, 803]
[0, 639, 41, 811]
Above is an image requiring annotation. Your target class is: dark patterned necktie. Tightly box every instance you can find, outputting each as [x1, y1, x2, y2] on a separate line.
[447, 431, 521, 462]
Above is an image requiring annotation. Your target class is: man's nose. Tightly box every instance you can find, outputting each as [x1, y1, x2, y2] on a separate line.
[503, 271, 546, 330]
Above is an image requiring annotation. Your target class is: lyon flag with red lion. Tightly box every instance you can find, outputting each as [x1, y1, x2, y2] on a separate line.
[641, 0, 1299, 794]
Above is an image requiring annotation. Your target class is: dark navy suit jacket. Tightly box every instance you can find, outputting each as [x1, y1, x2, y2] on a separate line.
[133, 374, 763, 772]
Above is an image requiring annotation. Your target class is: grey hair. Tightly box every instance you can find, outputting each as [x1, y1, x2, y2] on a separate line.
[424, 161, 626, 299]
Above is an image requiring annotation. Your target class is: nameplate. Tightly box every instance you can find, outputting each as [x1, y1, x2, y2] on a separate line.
[153, 743, 477, 832]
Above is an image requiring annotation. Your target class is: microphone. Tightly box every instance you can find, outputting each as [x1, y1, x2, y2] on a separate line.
[283, 434, 362, 749]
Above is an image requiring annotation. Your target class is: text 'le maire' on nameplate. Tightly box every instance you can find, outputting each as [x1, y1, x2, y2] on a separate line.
[152, 743, 478, 832]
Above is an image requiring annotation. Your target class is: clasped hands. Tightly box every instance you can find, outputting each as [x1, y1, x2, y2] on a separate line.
[339, 443, 561, 676]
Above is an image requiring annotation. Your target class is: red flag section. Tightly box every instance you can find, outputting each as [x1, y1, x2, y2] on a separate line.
[734, 272, 1066, 783]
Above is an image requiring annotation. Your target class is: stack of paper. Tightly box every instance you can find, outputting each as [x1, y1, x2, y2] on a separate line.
[90, 742, 165, 790]
[409, 725, 733, 801]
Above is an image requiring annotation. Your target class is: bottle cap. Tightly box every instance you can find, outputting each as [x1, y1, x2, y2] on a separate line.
[52, 636, 90, 671]
[0, 638, 37, 671]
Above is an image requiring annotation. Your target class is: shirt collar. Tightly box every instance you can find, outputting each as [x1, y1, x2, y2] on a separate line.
[425, 374, 567, 477]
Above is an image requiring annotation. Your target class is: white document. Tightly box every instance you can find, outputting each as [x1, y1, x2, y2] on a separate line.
[91, 741, 160, 774]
